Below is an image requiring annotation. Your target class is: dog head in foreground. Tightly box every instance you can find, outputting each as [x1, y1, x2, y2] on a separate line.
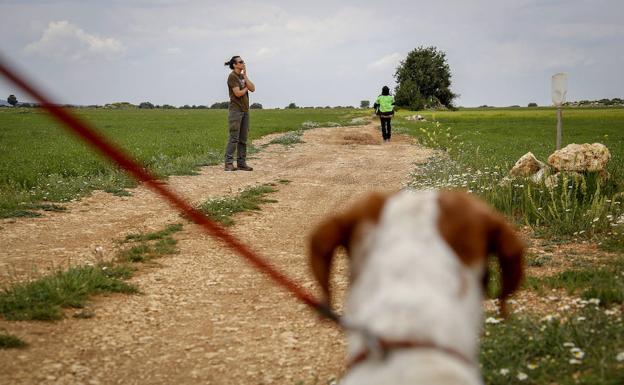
[309, 190, 524, 385]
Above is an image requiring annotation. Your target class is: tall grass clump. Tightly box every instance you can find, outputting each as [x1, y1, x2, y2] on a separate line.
[0, 332, 27, 349]
[117, 223, 183, 263]
[0, 264, 136, 321]
[198, 184, 278, 226]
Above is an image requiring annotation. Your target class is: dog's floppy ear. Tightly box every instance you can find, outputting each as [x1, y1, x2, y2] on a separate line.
[488, 214, 525, 317]
[308, 192, 387, 304]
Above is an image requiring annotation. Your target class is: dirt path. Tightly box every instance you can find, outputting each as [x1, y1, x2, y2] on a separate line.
[0, 123, 433, 384]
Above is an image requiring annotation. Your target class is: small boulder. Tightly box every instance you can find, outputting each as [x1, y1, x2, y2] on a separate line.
[405, 114, 426, 121]
[509, 152, 547, 177]
[548, 143, 611, 172]
[543, 171, 584, 189]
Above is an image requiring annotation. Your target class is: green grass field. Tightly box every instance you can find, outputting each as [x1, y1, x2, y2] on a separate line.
[0, 108, 367, 218]
[397, 107, 624, 179]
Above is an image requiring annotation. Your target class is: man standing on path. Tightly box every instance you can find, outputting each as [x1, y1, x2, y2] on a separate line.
[224, 55, 255, 171]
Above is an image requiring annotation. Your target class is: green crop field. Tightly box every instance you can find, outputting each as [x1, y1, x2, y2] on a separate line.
[397, 107, 624, 174]
[0, 108, 367, 218]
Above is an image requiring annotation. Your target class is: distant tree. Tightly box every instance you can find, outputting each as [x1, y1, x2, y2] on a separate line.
[286, 102, 298, 109]
[7, 94, 17, 107]
[394, 46, 457, 110]
[360, 100, 370, 108]
[528, 102, 538, 107]
[509, 105, 520, 108]
[161, 104, 176, 109]
[180, 104, 191, 109]
[210, 101, 230, 109]
[250, 102, 263, 109]
[139, 102, 154, 109]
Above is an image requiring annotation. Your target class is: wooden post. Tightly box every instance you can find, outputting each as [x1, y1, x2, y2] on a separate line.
[556, 106, 562, 150]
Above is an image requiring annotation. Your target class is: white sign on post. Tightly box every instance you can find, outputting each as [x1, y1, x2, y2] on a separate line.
[552, 73, 568, 106]
[552, 73, 568, 150]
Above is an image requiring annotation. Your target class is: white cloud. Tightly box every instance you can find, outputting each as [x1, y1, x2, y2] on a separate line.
[24, 21, 125, 61]
[367, 53, 402, 71]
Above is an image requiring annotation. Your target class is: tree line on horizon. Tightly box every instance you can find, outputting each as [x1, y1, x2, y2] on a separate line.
[5, 44, 624, 112]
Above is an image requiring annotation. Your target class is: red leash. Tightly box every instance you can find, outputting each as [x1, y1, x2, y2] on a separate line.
[0, 54, 338, 323]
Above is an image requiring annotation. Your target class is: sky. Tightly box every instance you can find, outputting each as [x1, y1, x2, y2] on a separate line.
[0, 0, 623, 108]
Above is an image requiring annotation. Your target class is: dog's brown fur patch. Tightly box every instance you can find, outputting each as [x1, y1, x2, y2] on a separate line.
[437, 190, 525, 314]
[308, 192, 388, 302]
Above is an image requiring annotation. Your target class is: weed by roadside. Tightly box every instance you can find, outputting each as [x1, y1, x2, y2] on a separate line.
[197, 184, 278, 226]
[117, 223, 183, 263]
[0, 331, 27, 349]
[0, 264, 136, 321]
[124, 223, 183, 242]
[268, 130, 304, 147]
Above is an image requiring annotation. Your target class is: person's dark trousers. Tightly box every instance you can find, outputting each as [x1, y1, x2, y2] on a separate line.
[225, 110, 250, 166]
[380, 117, 392, 140]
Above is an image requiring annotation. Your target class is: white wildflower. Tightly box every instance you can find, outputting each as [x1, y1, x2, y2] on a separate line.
[588, 298, 601, 305]
[485, 317, 502, 324]
[617, 352, 624, 362]
[499, 368, 510, 375]
[605, 308, 618, 316]
[527, 363, 538, 370]
[517, 372, 528, 381]
[570, 348, 585, 359]
[569, 359, 582, 365]
[563, 342, 575, 348]
[576, 316, 586, 321]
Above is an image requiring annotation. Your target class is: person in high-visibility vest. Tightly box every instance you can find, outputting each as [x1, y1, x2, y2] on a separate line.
[373, 86, 395, 142]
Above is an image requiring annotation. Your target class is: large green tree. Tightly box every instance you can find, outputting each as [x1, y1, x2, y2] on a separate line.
[7, 94, 18, 107]
[394, 46, 457, 110]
